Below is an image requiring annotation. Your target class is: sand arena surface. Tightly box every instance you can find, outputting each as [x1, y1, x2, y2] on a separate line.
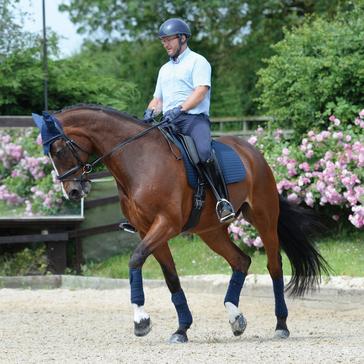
[0, 283, 363, 364]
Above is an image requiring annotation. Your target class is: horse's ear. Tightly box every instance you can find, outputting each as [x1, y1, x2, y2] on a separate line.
[42, 111, 58, 133]
[32, 112, 64, 155]
[32, 113, 44, 130]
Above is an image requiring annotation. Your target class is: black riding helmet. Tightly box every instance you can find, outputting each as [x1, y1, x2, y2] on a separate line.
[159, 18, 191, 60]
[158, 18, 191, 39]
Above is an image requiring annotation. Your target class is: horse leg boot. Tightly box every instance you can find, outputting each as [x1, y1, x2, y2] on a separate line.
[153, 244, 193, 344]
[199, 158, 235, 223]
[224, 271, 248, 336]
[128, 216, 184, 340]
[129, 244, 152, 337]
[199, 229, 250, 337]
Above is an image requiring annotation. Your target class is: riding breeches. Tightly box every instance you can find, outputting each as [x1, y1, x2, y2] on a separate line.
[172, 113, 212, 163]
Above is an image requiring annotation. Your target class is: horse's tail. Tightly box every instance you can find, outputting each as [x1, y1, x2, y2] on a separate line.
[277, 195, 331, 296]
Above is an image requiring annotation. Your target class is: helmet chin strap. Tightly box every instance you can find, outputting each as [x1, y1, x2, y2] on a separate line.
[171, 35, 186, 61]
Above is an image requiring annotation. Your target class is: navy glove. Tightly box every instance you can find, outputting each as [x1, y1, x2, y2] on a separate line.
[143, 108, 154, 123]
[163, 106, 183, 123]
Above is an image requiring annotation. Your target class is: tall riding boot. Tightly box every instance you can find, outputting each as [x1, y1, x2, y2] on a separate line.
[200, 158, 235, 223]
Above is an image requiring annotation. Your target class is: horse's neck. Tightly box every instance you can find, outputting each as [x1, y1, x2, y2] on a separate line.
[72, 113, 161, 190]
[85, 115, 145, 155]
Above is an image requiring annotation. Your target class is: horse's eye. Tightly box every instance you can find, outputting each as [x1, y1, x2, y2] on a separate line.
[54, 147, 66, 158]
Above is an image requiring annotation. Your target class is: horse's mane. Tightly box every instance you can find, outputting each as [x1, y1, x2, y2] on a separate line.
[55, 104, 144, 126]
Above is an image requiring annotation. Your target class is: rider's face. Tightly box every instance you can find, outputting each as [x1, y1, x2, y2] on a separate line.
[160, 35, 183, 57]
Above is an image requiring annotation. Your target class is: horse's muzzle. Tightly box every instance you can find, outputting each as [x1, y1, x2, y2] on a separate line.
[68, 187, 83, 201]
[67, 180, 92, 201]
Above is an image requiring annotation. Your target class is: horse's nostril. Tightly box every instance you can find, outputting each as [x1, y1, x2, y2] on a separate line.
[69, 189, 81, 201]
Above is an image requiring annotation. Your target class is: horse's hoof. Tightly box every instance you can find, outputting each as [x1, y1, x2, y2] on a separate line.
[230, 313, 247, 336]
[169, 332, 188, 344]
[134, 318, 151, 337]
[274, 329, 290, 339]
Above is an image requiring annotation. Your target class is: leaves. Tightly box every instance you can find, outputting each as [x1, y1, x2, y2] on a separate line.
[257, 5, 364, 138]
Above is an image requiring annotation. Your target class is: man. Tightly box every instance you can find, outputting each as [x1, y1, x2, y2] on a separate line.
[144, 18, 235, 223]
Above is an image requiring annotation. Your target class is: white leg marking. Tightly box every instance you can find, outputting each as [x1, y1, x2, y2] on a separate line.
[225, 302, 241, 323]
[133, 304, 150, 323]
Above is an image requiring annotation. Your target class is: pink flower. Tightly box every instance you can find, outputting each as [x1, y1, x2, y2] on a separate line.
[36, 133, 43, 145]
[256, 127, 264, 135]
[349, 205, 364, 228]
[287, 193, 299, 204]
[305, 150, 314, 158]
[248, 136, 257, 145]
[274, 129, 283, 141]
[304, 192, 314, 207]
[282, 148, 290, 156]
[299, 162, 310, 172]
[253, 237, 263, 248]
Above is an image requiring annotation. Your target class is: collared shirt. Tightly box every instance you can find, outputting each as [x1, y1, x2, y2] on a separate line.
[153, 47, 211, 115]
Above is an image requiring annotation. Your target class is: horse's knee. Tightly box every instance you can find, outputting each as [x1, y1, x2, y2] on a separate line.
[234, 251, 251, 273]
[129, 244, 149, 269]
[241, 254, 251, 272]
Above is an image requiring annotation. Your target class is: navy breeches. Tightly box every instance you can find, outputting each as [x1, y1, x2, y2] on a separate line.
[173, 113, 212, 162]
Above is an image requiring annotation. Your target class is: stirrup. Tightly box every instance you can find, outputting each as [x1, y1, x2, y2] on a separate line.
[119, 221, 137, 234]
[216, 199, 236, 223]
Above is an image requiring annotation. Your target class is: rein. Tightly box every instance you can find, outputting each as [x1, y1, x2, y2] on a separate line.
[56, 119, 169, 182]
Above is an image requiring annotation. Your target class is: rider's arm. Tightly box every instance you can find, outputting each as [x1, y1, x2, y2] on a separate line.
[180, 85, 209, 112]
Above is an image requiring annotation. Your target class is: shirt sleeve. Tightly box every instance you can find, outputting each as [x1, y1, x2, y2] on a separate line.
[153, 69, 163, 100]
[192, 56, 211, 88]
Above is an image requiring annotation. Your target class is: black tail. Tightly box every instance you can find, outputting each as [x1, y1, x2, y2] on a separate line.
[278, 196, 331, 296]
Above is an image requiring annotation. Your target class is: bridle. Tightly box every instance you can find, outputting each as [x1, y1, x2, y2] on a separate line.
[50, 119, 169, 183]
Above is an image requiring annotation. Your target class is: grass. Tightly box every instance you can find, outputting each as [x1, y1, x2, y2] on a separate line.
[83, 230, 364, 279]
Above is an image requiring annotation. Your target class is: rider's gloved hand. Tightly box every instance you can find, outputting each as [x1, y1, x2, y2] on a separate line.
[163, 106, 183, 123]
[143, 108, 154, 123]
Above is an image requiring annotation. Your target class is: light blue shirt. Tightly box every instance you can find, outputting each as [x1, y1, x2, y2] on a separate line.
[153, 47, 211, 115]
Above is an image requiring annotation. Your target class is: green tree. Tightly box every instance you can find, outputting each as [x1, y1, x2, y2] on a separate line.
[0, 1, 138, 115]
[59, 0, 350, 116]
[0, 47, 138, 114]
[257, 4, 364, 137]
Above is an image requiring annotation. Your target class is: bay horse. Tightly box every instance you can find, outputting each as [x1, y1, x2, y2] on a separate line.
[33, 104, 330, 343]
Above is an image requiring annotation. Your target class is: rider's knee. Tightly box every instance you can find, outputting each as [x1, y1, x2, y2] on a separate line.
[197, 148, 211, 163]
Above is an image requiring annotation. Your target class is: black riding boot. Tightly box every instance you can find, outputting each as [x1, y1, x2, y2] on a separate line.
[199, 158, 235, 223]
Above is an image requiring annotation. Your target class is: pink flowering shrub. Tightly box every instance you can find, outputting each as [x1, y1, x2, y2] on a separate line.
[0, 128, 65, 216]
[230, 111, 364, 249]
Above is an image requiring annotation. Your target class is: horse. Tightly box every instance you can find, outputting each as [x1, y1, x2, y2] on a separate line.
[32, 104, 330, 343]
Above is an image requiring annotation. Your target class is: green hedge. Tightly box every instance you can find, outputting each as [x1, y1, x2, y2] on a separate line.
[257, 6, 364, 138]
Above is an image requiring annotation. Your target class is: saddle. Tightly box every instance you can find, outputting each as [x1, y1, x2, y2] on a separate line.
[159, 126, 246, 230]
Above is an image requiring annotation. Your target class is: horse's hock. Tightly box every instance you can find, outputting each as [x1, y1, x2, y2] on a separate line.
[0, 282, 363, 363]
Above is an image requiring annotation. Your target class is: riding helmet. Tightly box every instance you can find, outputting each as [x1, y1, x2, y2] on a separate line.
[158, 18, 191, 39]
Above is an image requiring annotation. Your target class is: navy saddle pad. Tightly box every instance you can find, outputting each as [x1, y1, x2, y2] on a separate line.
[173, 139, 246, 189]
